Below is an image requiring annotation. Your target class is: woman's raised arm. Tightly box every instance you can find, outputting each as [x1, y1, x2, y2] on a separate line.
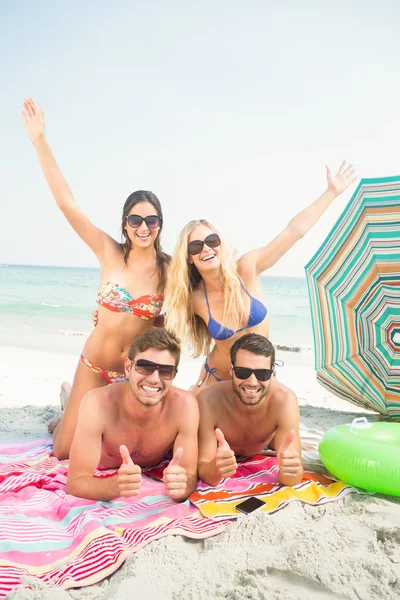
[22, 98, 116, 259]
[238, 161, 357, 275]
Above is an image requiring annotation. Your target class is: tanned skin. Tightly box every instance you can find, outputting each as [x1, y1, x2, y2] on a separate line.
[198, 348, 303, 487]
[66, 347, 199, 502]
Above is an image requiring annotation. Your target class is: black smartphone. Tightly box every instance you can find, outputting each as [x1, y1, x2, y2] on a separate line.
[235, 497, 266, 514]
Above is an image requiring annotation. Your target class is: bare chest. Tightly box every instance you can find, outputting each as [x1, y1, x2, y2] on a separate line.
[220, 414, 276, 457]
[99, 422, 177, 469]
[101, 259, 161, 299]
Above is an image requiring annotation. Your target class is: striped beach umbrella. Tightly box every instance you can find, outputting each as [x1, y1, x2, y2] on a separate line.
[305, 175, 400, 420]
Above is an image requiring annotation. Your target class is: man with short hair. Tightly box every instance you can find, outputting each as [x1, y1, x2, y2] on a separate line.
[197, 333, 303, 487]
[66, 328, 199, 501]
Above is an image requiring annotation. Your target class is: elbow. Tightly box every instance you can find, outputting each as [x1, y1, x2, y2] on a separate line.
[66, 478, 78, 497]
[66, 476, 87, 499]
[58, 201, 73, 214]
[287, 221, 307, 240]
[197, 466, 208, 485]
[52, 440, 69, 461]
[198, 467, 221, 488]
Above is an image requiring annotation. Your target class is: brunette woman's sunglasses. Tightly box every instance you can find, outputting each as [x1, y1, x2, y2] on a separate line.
[131, 359, 177, 380]
[188, 233, 221, 256]
[126, 215, 161, 229]
[232, 365, 274, 382]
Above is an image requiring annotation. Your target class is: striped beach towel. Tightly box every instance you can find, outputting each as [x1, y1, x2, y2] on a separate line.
[0, 438, 229, 598]
[0, 441, 357, 597]
[189, 455, 358, 520]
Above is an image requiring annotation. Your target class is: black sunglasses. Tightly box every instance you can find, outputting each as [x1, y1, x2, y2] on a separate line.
[231, 364, 274, 382]
[188, 233, 221, 256]
[126, 215, 161, 229]
[131, 359, 177, 380]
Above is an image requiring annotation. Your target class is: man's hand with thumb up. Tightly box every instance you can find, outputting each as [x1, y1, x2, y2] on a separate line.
[276, 430, 302, 484]
[117, 445, 142, 498]
[163, 447, 188, 500]
[215, 428, 237, 479]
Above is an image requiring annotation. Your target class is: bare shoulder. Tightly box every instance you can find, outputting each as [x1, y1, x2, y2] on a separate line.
[197, 381, 230, 412]
[81, 385, 107, 408]
[80, 385, 117, 420]
[271, 379, 299, 413]
[168, 385, 199, 413]
[168, 386, 199, 433]
[237, 254, 257, 279]
[102, 239, 125, 263]
[274, 379, 298, 402]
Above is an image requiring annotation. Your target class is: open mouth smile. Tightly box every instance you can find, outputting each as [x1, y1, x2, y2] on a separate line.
[241, 386, 261, 395]
[141, 384, 162, 395]
[136, 232, 151, 239]
[201, 253, 216, 262]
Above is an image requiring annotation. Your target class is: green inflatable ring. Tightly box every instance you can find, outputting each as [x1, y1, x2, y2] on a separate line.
[319, 418, 400, 497]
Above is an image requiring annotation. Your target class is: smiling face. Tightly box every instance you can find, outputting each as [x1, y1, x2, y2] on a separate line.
[125, 348, 177, 407]
[231, 349, 272, 406]
[124, 201, 161, 250]
[187, 224, 221, 273]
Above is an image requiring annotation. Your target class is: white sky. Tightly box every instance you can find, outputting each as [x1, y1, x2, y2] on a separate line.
[1, 1, 399, 277]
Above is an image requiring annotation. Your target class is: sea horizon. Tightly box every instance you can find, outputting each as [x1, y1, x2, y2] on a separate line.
[0, 263, 307, 280]
[0, 263, 313, 355]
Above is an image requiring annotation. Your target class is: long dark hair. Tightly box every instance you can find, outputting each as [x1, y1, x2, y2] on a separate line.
[121, 190, 170, 292]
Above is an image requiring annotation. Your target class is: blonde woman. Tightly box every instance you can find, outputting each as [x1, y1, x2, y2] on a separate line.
[165, 162, 356, 392]
[22, 98, 169, 459]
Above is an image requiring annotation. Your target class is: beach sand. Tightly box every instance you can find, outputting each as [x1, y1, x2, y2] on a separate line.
[1, 345, 400, 600]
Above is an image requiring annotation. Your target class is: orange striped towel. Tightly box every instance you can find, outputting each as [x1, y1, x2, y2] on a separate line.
[189, 455, 358, 519]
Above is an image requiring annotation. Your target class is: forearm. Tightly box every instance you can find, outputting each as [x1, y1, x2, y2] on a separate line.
[288, 188, 336, 238]
[33, 137, 76, 212]
[180, 473, 197, 501]
[66, 473, 121, 501]
[198, 460, 222, 487]
[278, 465, 304, 487]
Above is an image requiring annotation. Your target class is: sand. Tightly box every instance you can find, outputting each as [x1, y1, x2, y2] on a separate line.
[1, 345, 400, 600]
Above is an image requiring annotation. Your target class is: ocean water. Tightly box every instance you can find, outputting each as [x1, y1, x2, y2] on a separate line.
[0, 264, 313, 354]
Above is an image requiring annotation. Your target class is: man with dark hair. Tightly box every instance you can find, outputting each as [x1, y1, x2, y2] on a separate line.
[67, 328, 199, 501]
[197, 333, 303, 487]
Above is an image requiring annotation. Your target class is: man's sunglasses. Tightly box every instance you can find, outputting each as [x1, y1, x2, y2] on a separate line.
[131, 359, 177, 380]
[126, 215, 161, 229]
[188, 233, 221, 256]
[232, 364, 274, 382]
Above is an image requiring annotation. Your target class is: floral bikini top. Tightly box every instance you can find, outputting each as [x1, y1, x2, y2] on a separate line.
[97, 282, 163, 320]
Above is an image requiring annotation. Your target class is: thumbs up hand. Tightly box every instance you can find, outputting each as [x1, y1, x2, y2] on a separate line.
[163, 447, 188, 499]
[215, 428, 237, 479]
[117, 445, 142, 498]
[277, 430, 301, 478]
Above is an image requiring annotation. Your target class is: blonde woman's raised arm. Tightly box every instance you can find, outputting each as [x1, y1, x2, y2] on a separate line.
[239, 161, 357, 275]
[22, 98, 116, 259]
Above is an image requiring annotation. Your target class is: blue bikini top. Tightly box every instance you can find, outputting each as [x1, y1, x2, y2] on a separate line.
[203, 280, 268, 341]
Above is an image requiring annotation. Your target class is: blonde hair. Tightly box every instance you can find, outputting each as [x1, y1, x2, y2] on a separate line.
[165, 219, 247, 357]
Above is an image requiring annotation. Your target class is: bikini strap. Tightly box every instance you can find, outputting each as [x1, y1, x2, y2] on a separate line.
[241, 283, 252, 299]
[202, 280, 212, 318]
